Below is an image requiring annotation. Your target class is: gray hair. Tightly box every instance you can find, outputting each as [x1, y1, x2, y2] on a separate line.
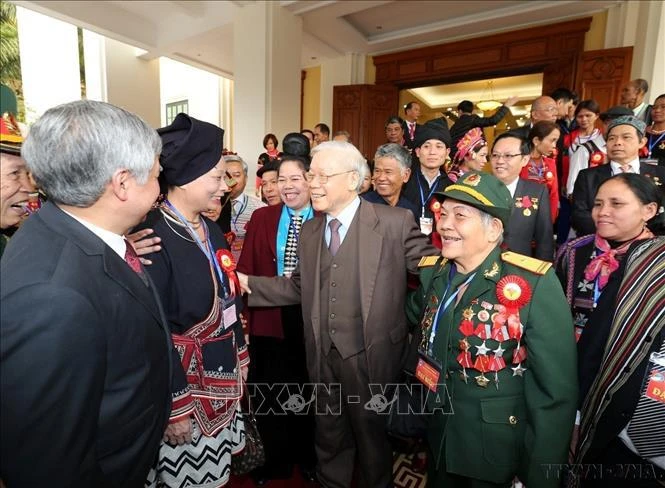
[479, 208, 504, 246]
[310, 140, 368, 192]
[223, 154, 248, 174]
[21, 100, 161, 207]
[374, 143, 411, 175]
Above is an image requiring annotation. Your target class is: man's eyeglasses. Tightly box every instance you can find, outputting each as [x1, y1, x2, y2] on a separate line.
[490, 153, 523, 161]
[305, 170, 355, 184]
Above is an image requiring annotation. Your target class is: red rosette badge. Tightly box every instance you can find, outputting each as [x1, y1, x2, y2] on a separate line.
[216, 249, 240, 297]
[590, 151, 605, 167]
[496, 275, 532, 312]
[429, 199, 442, 221]
[496, 275, 532, 340]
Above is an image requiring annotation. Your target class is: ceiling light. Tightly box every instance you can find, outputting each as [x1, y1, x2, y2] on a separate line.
[476, 81, 501, 112]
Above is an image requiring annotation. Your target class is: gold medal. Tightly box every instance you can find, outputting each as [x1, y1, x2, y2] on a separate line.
[462, 307, 475, 320]
[475, 374, 490, 388]
[523, 208, 531, 217]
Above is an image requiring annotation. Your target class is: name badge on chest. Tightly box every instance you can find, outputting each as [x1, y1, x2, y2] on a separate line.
[222, 296, 238, 330]
[419, 216, 433, 235]
[415, 353, 443, 392]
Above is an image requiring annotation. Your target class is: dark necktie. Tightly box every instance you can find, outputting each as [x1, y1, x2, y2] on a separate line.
[124, 240, 143, 274]
[626, 339, 665, 458]
[284, 214, 303, 275]
[328, 219, 341, 256]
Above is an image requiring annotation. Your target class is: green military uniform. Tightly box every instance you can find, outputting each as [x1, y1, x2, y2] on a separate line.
[406, 171, 578, 488]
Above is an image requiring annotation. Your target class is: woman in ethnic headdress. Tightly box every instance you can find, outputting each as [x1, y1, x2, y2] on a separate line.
[522, 120, 560, 222]
[566, 99, 606, 196]
[140, 113, 248, 488]
[446, 127, 488, 183]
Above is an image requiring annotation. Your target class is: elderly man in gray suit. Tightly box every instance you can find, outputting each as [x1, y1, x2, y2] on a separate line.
[238, 141, 435, 488]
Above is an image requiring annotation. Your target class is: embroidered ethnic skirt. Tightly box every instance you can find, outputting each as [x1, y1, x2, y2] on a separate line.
[145, 407, 245, 488]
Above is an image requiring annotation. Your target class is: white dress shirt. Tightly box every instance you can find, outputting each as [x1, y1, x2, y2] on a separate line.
[62, 208, 127, 258]
[325, 196, 361, 247]
[609, 157, 640, 175]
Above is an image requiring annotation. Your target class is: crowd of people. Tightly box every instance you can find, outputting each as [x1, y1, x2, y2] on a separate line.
[1, 76, 664, 488]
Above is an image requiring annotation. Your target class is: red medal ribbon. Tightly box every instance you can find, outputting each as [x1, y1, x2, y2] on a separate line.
[224, 231, 236, 247]
[487, 355, 506, 372]
[457, 351, 473, 368]
[429, 199, 442, 221]
[590, 151, 605, 167]
[474, 322, 492, 340]
[512, 346, 527, 364]
[459, 319, 474, 336]
[216, 249, 240, 297]
[496, 275, 532, 314]
[473, 355, 490, 373]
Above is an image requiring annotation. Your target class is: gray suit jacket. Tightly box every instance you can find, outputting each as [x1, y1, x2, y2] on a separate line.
[248, 200, 436, 384]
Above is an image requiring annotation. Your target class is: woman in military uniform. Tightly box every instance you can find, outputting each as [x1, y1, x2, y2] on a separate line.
[406, 171, 578, 487]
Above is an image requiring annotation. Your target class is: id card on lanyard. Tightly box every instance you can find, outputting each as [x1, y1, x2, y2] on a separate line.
[164, 201, 237, 329]
[418, 174, 439, 235]
[416, 266, 476, 390]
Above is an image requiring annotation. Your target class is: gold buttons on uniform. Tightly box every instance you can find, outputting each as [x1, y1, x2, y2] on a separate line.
[508, 415, 517, 425]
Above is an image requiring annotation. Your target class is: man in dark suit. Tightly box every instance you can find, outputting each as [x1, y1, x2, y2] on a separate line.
[572, 115, 665, 235]
[490, 132, 554, 261]
[0, 100, 174, 487]
[238, 141, 435, 488]
[402, 101, 422, 149]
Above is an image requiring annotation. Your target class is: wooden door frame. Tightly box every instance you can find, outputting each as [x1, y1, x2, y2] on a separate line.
[372, 18, 592, 96]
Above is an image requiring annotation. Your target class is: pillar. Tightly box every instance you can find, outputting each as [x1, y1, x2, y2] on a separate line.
[233, 1, 302, 188]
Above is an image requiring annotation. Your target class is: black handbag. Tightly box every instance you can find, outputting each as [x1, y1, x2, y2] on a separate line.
[386, 371, 430, 439]
[231, 388, 266, 475]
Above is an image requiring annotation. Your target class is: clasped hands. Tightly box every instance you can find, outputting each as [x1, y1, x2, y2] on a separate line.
[237, 272, 251, 295]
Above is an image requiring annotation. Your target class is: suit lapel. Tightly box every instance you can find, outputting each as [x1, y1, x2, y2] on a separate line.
[102, 249, 165, 327]
[40, 202, 166, 330]
[358, 201, 382, 326]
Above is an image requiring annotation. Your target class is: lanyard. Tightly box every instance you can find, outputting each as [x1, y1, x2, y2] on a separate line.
[428, 266, 477, 355]
[417, 173, 440, 216]
[648, 132, 665, 157]
[164, 200, 229, 298]
[232, 194, 248, 232]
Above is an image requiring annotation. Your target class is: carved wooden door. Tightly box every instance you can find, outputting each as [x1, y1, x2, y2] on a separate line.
[333, 84, 398, 161]
[575, 47, 633, 111]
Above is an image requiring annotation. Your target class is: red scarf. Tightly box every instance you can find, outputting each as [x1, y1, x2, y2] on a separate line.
[584, 228, 654, 290]
[266, 148, 280, 159]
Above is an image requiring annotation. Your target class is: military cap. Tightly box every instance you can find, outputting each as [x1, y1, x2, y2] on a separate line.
[157, 113, 224, 186]
[606, 115, 647, 138]
[433, 171, 513, 227]
[0, 112, 23, 156]
[414, 122, 452, 149]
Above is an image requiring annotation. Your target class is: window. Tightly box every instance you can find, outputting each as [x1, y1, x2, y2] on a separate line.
[165, 100, 189, 125]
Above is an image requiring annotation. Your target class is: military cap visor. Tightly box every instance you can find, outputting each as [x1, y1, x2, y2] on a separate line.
[433, 171, 512, 227]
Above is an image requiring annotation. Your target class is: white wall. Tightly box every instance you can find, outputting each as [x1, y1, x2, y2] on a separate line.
[104, 37, 161, 127]
[16, 6, 81, 124]
[319, 53, 367, 129]
[159, 57, 222, 129]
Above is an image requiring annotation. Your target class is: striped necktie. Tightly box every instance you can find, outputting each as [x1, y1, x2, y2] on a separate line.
[283, 214, 302, 276]
[626, 339, 665, 458]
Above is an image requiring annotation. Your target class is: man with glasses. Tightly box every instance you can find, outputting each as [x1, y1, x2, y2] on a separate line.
[237, 141, 435, 488]
[490, 132, 554, 261]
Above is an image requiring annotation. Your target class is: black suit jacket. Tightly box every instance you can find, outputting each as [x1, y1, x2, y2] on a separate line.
[505, 179, 554, 261]
[571, 162, 665, 235]
[401, 121, 421, 150]
[0, 202, 173, 487]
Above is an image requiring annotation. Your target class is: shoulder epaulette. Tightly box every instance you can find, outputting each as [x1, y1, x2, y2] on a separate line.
[418, 255, 441, 267]
[501, 251, 551, 275]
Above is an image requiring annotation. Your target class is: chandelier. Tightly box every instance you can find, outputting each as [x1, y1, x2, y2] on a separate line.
[476, 81, 502, 112]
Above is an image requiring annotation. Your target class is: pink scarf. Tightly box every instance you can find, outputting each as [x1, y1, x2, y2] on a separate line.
[584, 228, 654, 290]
